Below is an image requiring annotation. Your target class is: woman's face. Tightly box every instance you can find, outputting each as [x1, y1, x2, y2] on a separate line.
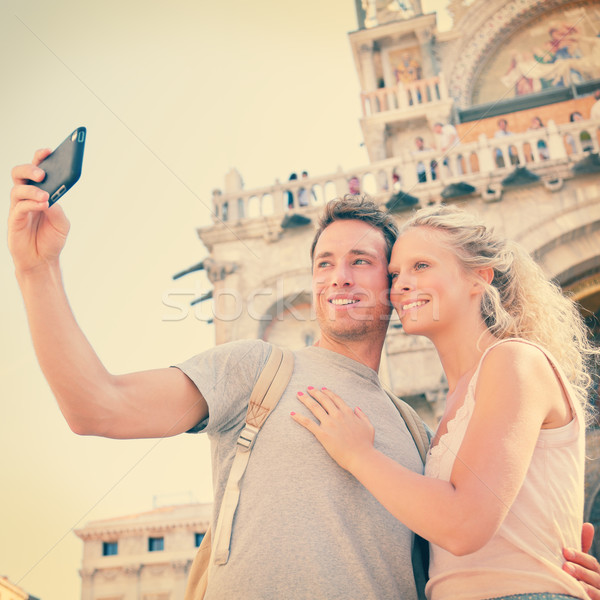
[388, 227, 481, 338]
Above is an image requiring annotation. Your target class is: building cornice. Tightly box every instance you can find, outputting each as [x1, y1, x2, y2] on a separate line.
[75, 503, 212, 540]
[75, 517, 210, 540]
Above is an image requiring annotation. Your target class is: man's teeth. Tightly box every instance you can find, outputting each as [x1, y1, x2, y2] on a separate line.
[403, 300, 427, 310]
[330, 298, 359, 305]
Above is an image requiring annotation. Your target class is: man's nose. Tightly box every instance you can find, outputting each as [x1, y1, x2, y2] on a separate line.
[332, 262, 353, 287]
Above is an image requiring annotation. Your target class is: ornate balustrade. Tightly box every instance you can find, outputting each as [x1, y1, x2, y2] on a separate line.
[360, 74, 448, 117]
[209, 119, 600, 224]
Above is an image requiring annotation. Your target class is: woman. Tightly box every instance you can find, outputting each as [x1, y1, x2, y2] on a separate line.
[528, 116, 550, 160]
[292, 204, 597, 600]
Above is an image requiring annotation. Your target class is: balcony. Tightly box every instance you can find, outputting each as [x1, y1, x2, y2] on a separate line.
[360, 74, 449, 119]
[208, 118, 600, 226]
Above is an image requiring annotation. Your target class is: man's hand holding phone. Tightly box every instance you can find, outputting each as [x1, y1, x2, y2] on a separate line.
[9, 127, 85, 275]
[9, 148, 71, 275]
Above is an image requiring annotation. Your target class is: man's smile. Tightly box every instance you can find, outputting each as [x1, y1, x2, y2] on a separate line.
[329, 296, 361, 306]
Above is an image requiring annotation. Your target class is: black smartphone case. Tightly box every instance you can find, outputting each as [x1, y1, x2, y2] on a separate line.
[35, 126, 86, 206]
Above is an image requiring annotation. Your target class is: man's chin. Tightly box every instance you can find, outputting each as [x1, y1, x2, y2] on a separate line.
[318, 318, 387, 342]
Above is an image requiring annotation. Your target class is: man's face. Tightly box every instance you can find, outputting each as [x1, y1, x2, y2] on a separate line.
[415, 138, 424, 150]
[312, 219, 392, 342]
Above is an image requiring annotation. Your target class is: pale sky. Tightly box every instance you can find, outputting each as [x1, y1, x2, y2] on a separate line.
[1, 1, 449, 598]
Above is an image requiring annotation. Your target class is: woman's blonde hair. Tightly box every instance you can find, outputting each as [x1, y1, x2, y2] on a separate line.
[401, 204, 597, 420]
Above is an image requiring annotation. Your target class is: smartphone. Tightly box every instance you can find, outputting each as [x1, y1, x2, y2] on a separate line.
[33, 126, 86, 206]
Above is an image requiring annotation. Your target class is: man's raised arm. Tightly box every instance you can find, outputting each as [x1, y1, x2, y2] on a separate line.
[8, 151, 207, 440]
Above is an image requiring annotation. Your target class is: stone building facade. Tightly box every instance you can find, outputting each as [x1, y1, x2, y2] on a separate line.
[75, 504, 211, 600]
[193, 0, 600, 559]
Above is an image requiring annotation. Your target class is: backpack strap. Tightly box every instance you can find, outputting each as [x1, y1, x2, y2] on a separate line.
[385, 390, 431, 464]
[212, 345, 294, 566]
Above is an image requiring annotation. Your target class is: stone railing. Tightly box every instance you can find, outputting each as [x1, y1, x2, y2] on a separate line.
[209, 119, 600, 224]
[360, 74, 449, 117]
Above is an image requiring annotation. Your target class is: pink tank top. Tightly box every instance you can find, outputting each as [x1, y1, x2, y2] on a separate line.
[424, 339, 588, 600]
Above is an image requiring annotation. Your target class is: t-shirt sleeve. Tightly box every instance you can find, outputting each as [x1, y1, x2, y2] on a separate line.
[173, 339, 272, 435]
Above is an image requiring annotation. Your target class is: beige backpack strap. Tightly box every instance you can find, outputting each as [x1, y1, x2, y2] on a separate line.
[385, 391, 431, 465]
[212, 345, 294, 566]
[184, 528, 211, 599]
[185, 345, 294, 599]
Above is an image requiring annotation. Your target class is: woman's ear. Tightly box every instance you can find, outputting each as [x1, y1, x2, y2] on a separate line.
[477, 267, 494, 286]
[471, 267, 494, 295]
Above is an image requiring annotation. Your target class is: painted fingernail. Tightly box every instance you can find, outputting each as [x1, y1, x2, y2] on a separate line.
[297, 392, 303, 396]
[564, 548, 575, 560]
[356, 407, 362, 412]
[321, 387, 327, 391]
[290, 412, 296, 416]
[307, 386, 314, 390]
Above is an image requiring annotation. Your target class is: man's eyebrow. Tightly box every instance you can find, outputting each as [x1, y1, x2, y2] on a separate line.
[314, 250, 333, 261]
[348, 248, 380, 259]
[349, 248, 377, 256]
[314, 248, 379, 261]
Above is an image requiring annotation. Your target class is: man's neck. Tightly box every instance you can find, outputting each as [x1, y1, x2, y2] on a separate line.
[314, 334, 385, 372]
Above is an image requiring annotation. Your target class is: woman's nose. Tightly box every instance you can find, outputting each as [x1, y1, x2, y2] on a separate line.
[392, 273, 414, 292]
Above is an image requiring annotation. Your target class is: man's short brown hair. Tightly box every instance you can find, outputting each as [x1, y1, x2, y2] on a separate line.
[310, 195, 399, 264]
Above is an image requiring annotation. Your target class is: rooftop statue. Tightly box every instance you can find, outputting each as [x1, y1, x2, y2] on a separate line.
[361, 0, 419, 28]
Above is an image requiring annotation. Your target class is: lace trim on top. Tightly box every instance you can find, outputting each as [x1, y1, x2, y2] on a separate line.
[425, 375, 476, 480]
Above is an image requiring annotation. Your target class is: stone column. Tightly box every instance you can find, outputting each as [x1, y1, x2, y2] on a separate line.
[547, 119, 568, 160]
[172, 560, 192, 598]
[363, 122, 388, 163]
[79, 568, 95, 600]
[477, 133, 495, 174]
[358, 43, 379, 91]
[416, 28, 436, 79]
[211, 189, 223, 224]
[123, 563, 142, 600]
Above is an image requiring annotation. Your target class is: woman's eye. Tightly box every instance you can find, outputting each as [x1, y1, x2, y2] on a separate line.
[415, 262, 428, 271]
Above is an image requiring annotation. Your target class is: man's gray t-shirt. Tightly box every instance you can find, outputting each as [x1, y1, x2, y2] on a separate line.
[176, 339, 423, 600]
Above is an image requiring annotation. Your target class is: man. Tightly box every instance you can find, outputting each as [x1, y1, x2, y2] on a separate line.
[433, 121, 461, 176]
[413, 136, 437, 183]
[348, 175, 361, 195]
[591, 90, 600, 121]
[9, 151, 600, 599]
[298, 170, 315, 206]
[494, 117, 519, 167]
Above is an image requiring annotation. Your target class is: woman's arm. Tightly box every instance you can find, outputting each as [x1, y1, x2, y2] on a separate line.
[292, 343, 561, 555]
